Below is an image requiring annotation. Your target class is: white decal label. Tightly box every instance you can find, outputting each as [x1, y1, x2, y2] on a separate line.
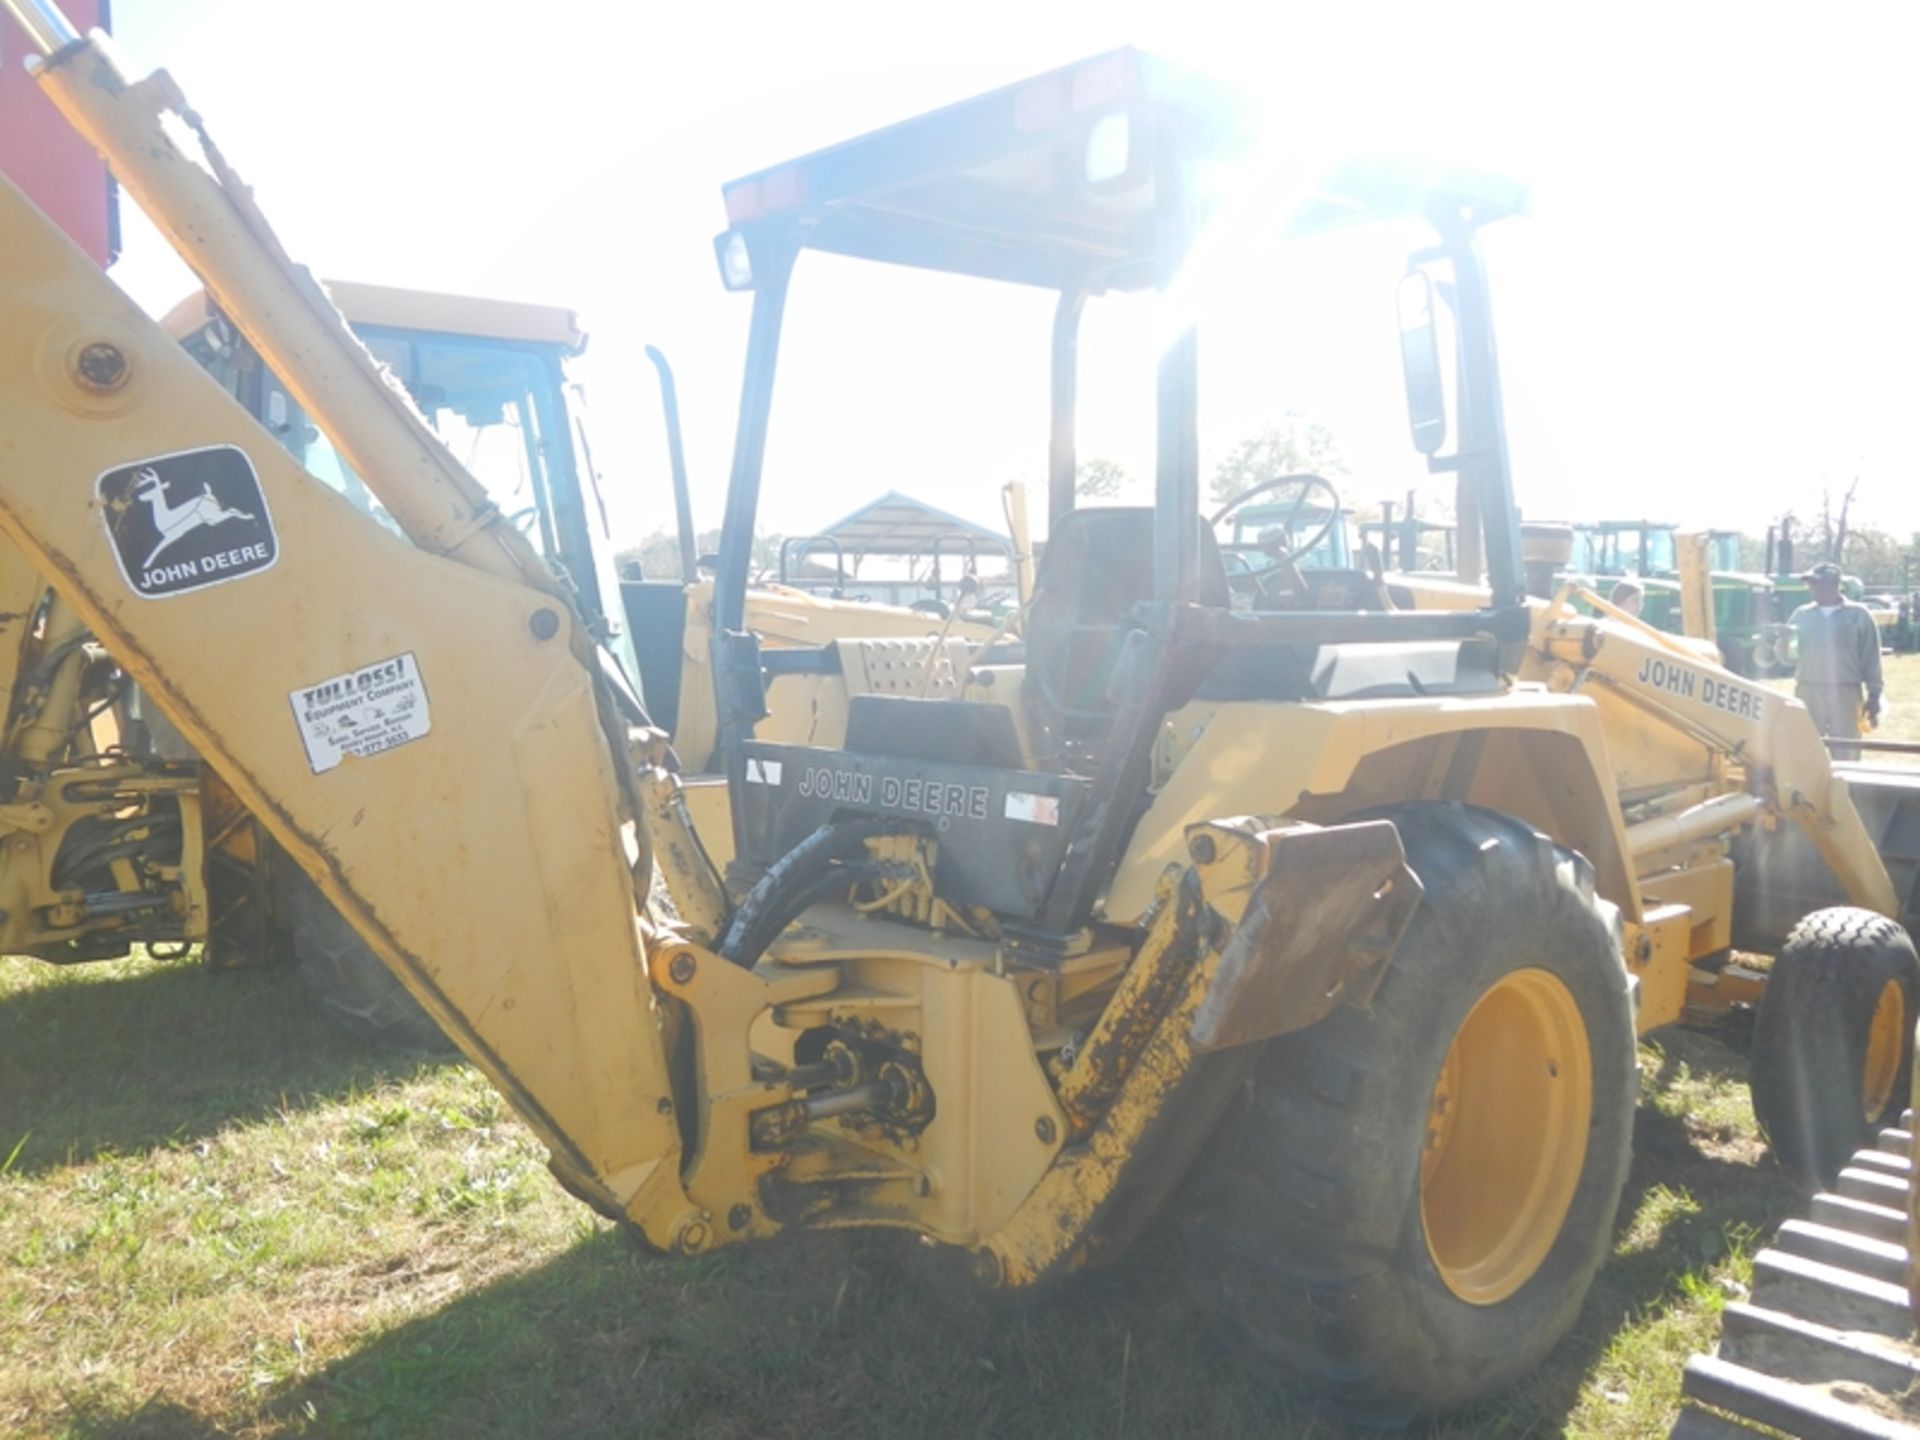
[290, 653, 431, 774]
[1005, 791, 1060, 827]
[745, 757, 784, 785]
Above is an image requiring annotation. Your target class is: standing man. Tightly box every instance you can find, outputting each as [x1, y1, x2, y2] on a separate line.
[1608, 579, 1645, 618]
[1790, 561, 1883, 759]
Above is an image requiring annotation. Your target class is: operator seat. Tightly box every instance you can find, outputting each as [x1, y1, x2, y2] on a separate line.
[1024, 506, 1228, 770]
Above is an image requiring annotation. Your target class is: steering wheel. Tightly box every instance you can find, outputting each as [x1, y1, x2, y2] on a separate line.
[1211, 473, 1343, 602]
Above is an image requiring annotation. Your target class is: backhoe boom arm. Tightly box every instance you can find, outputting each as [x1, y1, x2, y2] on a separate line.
[0, 8, 695, 1242]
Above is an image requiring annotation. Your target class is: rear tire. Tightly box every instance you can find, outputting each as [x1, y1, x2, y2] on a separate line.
[276, 856, 450, 1051]
[1750, 906, 1918, 1190]
[1176, 803, 1636, 1419]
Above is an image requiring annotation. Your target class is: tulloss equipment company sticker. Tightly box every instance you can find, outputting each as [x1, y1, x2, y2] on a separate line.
[290, 653, 432, 774]
[96, 445, 278, 598]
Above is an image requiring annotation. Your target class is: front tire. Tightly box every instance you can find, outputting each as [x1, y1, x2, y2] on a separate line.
[1750, 907, 1918, 1190]
[275, 854, 450, 1051]
[1177, 803, 1636, 1419]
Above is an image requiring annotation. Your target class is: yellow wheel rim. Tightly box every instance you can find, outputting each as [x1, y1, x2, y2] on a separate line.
[1421, 968, 1592, 1306]
[1861, 979, 1906, 1123]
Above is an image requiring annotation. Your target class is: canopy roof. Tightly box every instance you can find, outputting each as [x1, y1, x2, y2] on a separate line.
[160, 280, 586, 352]
[720, 47, 1529, 292]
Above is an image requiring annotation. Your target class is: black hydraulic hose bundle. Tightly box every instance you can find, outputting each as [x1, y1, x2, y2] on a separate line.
[719, 815, 908, 968]
[50, 808, 182, 891]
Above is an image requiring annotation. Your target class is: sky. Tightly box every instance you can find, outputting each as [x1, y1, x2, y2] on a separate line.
[83, 0, 1920, 551]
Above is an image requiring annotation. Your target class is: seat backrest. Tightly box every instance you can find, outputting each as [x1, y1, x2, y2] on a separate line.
[1024, 508, 1227, 765]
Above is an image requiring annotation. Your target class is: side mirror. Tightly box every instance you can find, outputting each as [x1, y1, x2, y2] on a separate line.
[1397, 270, 1448, 456]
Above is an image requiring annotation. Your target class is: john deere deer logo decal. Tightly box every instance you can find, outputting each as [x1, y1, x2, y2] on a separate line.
[133, 467, 258, 568]
[97, 445, 278, 599]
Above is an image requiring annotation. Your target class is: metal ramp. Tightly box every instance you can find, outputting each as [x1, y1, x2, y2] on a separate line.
[1672, 1112, 1920, 1438]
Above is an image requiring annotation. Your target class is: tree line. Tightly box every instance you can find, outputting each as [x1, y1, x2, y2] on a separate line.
[1760, 479, 1919, 589]
[617, 420, 1917, 592]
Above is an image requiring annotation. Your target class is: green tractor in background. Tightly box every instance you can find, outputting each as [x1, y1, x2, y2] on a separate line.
[1566, 520, 1782, 676]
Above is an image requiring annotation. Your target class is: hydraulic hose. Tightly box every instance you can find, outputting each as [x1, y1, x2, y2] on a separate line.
[728, 860, 895, 967]
[718, 816, 907, 968]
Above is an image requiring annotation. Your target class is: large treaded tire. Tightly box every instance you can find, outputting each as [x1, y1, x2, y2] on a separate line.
[277, 859, 450, 1051]
[1750, 906, 1918, 1190]
[1175, 803, 1637, 1421]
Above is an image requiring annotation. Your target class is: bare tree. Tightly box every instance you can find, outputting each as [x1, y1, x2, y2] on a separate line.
[1840, 525, 1904, 586]
[1833, 475, 1859, 565]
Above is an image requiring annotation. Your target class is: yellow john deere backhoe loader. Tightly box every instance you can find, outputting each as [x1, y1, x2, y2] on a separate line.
[5, 7, 1918, 1425]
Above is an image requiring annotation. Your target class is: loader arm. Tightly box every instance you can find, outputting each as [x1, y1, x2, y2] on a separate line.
[1530, 589, 1897, 916]
[0, 10, 694, 1241]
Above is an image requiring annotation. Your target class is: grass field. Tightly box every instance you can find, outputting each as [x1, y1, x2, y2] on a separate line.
[11, 656, 1920, 1439]
[0, 961, 1790, 1439]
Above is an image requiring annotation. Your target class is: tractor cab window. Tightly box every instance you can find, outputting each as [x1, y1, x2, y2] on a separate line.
[175, 314, 647, 690]
[1568, 529, 1599, 574]
[183, 328, 404, 538]
[256, 374, 399, 536]
[244, 332, 570, 564]
[1600, 532, 1631, 576]
[240, 334, 570, 568]
[1595, 526, 1674, 578]
[359, 333, 563, 560]
[1642, 527, 1677, 575]
[1603, 532, 1633, 576]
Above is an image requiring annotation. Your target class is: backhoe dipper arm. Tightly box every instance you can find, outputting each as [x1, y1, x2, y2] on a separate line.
[0, 4, 695, 1241]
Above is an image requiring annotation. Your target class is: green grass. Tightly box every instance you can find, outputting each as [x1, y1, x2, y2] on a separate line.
[1878, 652, 1920, 751]
[0, 951, 1800, 1440]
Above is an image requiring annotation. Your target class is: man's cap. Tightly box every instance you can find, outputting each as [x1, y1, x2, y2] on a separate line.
[1804, 561, 1843, 581]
